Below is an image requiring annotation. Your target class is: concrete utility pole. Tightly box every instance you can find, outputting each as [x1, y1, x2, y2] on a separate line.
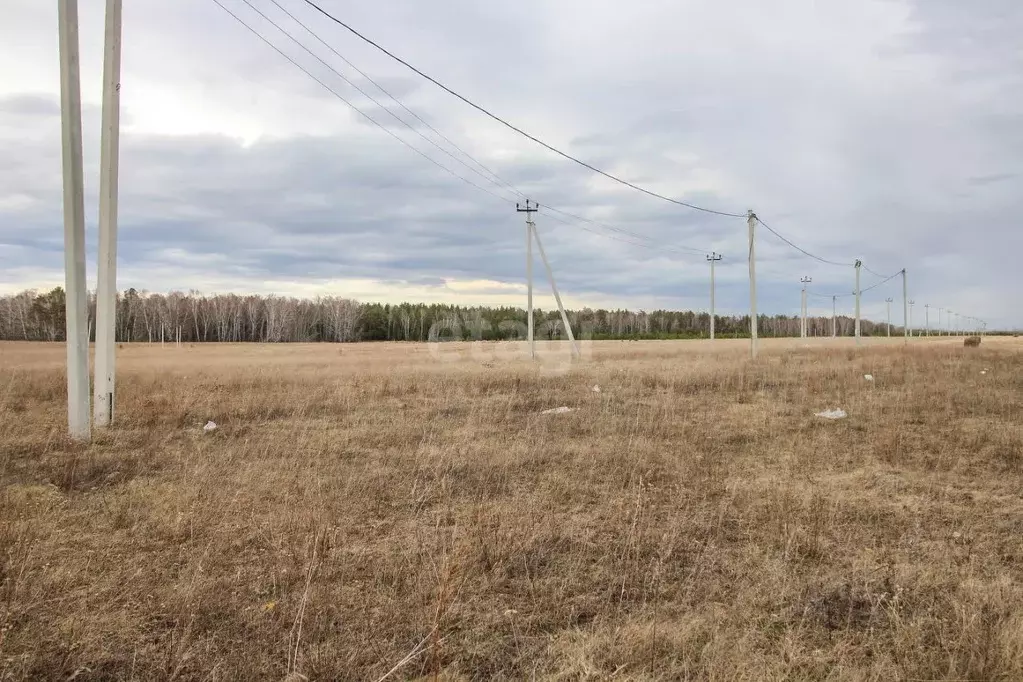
[58, 0, 90, 442]
[800, 276, 812, 339]
[94, 0, 123, 427]
[908, 300, 915, 338]
[531, 217, 580, 358]
[707, 252, 721, 340]
[516, 200, 536, 359]
[901, 269, 908, 342]
[938, 307, 944, 336]
[886, 297, 893, 337]
[924, 304, 930, 336]
[832, 295, 837, 338]
[854, 260, 862, 345]
[747, 211, 758, 358]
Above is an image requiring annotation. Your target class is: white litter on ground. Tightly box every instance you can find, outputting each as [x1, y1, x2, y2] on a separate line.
[815, 409, 848, 420]
[981, 370, 987, 375]
[864, 374, 874, 382]
[592, 385, 602, 393]
[540, 406, 575, 415]
[203, 421, 218, 432]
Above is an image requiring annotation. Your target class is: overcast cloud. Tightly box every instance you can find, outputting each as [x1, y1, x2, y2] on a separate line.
[1, 0, 1020, 328]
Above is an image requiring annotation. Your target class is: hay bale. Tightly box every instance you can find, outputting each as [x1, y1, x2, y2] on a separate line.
[964, 336, 981, 347]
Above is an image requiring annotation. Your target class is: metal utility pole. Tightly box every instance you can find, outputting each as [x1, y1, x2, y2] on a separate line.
[901, 269, 908, 342]
[924, 304, 930, 336]
[832, 295, 837, 338]
[707, 252, 721, 340]
[516, 200, 536, 359]
[531, 217, 580, 358]
[94, 0, 123, 428]
[747, 211, 758, 358]
[886, 297, 893, 337]
[854, 260, 862, 345]
[58, 0, 90, 442]
[908, 300, 915, 338]
[800, 276, 812, 339]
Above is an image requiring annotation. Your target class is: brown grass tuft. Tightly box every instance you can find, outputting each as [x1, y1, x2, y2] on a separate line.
[1, 337, 1022, 679]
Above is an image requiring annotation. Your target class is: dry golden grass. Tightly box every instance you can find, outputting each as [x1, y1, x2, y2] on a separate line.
[1, 337, 1022, 681]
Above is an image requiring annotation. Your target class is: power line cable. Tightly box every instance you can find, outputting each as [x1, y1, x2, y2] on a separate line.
[861, 264, 888, 278]
[241, 0, 523, 203]
[299, 0, 747, 218]
[229, 0, 712, 259]
[537, 208, 707, 257]
[540, 205, 707, 255]
[754, 216, 852, 267]
[211, 0, 526, 211]
[266, 0, 525, 198]
[860, 270, 901, 294]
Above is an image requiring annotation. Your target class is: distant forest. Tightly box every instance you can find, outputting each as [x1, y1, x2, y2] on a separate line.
[0, 287, 909, 343]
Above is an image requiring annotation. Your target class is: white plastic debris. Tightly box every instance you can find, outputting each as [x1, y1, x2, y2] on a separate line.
[815, 409, 848, 420]
[980, 370, 987, 375]
[864, 374, 874, 382]
[592, 385, 602, 393]
[203, 421, 218, 432]
[540, 406, 575, 415]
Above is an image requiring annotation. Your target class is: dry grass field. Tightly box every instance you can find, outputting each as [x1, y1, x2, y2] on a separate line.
[1, 337, 1022, 681]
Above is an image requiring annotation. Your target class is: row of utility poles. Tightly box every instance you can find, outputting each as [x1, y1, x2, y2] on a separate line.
[59, 0, 122, 441]
[50, 4, 989, 439]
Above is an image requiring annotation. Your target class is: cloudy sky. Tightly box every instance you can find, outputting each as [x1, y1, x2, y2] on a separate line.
[1, 0, 1020, 328]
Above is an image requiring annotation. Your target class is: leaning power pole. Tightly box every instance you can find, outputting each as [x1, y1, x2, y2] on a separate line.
[800, 276, 812, 338]
[516, 200, 536, 359]
[531, 217, 580, 358]
[58, 0, 90, 442]
[94, 0, 123, 427]
[854, 260, 862, 345]
[886, 297, 893, 337]
[747, 211, 758, 358]
[707, 252, 721, 340]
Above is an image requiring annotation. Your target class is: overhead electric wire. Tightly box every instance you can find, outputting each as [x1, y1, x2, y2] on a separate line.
[860, 270, 902, 294]
[299, 0, 747, 218]
[211, 0, 516, 208]
[754, 216, 852, 267]
[540, 205, 708, 255]
[538, 208, 709, 257]
[211, 0, 720, 261]
[240, 0, 523, 204]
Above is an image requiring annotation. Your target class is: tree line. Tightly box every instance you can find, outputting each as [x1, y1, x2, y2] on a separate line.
[0, 287, 904, 343]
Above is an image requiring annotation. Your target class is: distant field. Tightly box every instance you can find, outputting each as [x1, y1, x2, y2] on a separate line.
[2, 337, 1022, 680]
